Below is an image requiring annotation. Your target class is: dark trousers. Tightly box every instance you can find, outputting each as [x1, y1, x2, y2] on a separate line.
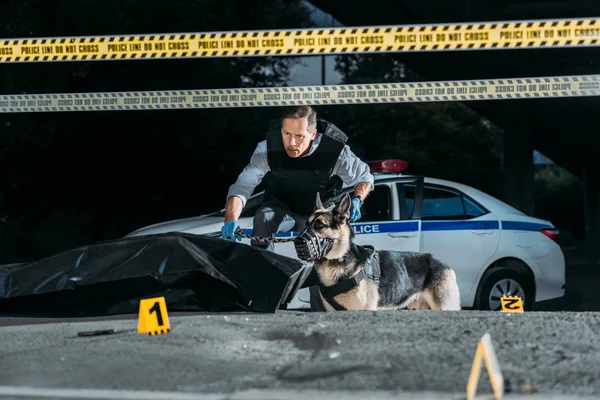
[252, 197, 325, 311]
[251, 198, 308, 251]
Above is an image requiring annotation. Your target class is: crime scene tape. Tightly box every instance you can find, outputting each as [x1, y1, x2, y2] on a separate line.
[1, 74, 599, 113]
[2, 17, 600, 62]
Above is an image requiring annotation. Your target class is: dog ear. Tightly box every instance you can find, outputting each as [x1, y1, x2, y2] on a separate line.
[315, 192, 325, 210]
[334, 193, 352, 218]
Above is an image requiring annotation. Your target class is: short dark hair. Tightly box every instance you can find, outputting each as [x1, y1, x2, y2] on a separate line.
[280, 105, 317, 131]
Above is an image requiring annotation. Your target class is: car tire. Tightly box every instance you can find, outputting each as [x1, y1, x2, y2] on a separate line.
[474, 262, 535, 311]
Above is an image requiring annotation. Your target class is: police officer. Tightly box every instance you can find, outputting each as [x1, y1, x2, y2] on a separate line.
[220, 105, 374, 250]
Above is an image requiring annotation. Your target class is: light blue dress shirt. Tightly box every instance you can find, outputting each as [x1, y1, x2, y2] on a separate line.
[227, 132, 374, 206]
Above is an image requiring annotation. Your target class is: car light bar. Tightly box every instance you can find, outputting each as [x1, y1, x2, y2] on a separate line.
[367, 159, 408, 174]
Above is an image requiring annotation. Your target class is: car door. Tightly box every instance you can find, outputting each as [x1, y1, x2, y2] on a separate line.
[352, 177, 423, 252]
[401, 182, 500, 303]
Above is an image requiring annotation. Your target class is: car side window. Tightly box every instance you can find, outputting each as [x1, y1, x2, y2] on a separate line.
[463, 196, 487, 218]
[396, 182, 416, 220]
[360, 184, 392, 222]
[398, 183, 486, 220]
[421, 187, 464, 220]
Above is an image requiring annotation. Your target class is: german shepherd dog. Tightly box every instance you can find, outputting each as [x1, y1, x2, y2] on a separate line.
[298, 193, 461, 311]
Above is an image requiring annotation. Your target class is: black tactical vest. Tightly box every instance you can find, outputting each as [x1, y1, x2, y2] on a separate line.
[262, 118, 348, 217]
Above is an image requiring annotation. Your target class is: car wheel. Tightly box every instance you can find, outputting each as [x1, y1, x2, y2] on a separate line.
[475, 263, 534, 311]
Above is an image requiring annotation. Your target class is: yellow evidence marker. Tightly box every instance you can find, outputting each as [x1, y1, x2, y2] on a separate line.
[466, 333, 504, 400]
[137, 296, 171, 335]
[500, 295, 524, 313]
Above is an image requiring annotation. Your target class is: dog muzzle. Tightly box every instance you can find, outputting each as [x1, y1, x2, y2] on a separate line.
[294, 227, 335, 261]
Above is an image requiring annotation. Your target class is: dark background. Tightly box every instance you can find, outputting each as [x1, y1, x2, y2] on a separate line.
[0, 0, 583, 263]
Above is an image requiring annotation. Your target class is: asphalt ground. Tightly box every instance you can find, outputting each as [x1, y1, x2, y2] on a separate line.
[1, 309, 599, 399]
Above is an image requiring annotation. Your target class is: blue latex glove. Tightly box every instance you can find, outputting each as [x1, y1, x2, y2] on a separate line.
[221, 220, 241, 241]
[349, 197, 362, 222]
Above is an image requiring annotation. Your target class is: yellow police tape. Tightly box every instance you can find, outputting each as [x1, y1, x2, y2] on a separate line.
[1, 74, 599, 113]
[1, 17, 600, 62]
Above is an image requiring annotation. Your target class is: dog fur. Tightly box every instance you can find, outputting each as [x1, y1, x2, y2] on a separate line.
[309, 193, 461, 311]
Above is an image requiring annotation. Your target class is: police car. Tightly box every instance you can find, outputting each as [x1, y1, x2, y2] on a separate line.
[126, 159, 565, 311]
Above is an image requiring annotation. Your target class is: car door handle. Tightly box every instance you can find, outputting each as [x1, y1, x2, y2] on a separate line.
[471, 230, 493, 235]
[388, 232, 417, 238]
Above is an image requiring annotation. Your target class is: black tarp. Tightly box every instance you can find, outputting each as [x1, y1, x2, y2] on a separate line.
[0, 233, 312, 317]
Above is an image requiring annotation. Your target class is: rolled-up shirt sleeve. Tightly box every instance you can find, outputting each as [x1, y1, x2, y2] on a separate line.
[226, 140, 270, 207]
[332, 145, 374, 192]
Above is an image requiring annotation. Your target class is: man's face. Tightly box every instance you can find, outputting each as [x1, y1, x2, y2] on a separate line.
[281, 117, 317, 158]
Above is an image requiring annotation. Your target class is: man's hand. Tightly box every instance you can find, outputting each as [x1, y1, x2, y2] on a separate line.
[349, 197, 362, 222]
[221, 220, 241, 241]
[348, 181, 371, 222]
[222, 196, 245, 241]
[353, 182, 371, 200]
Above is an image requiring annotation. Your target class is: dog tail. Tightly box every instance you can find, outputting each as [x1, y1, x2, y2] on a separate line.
[424, 264, 462, 311]
[443, 269, 461, 310]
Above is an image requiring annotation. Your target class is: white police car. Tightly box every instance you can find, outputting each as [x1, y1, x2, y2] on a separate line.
[126, 159, 565, 311]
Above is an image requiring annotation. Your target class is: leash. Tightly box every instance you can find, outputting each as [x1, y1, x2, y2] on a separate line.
[233, 228, 297, 243]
